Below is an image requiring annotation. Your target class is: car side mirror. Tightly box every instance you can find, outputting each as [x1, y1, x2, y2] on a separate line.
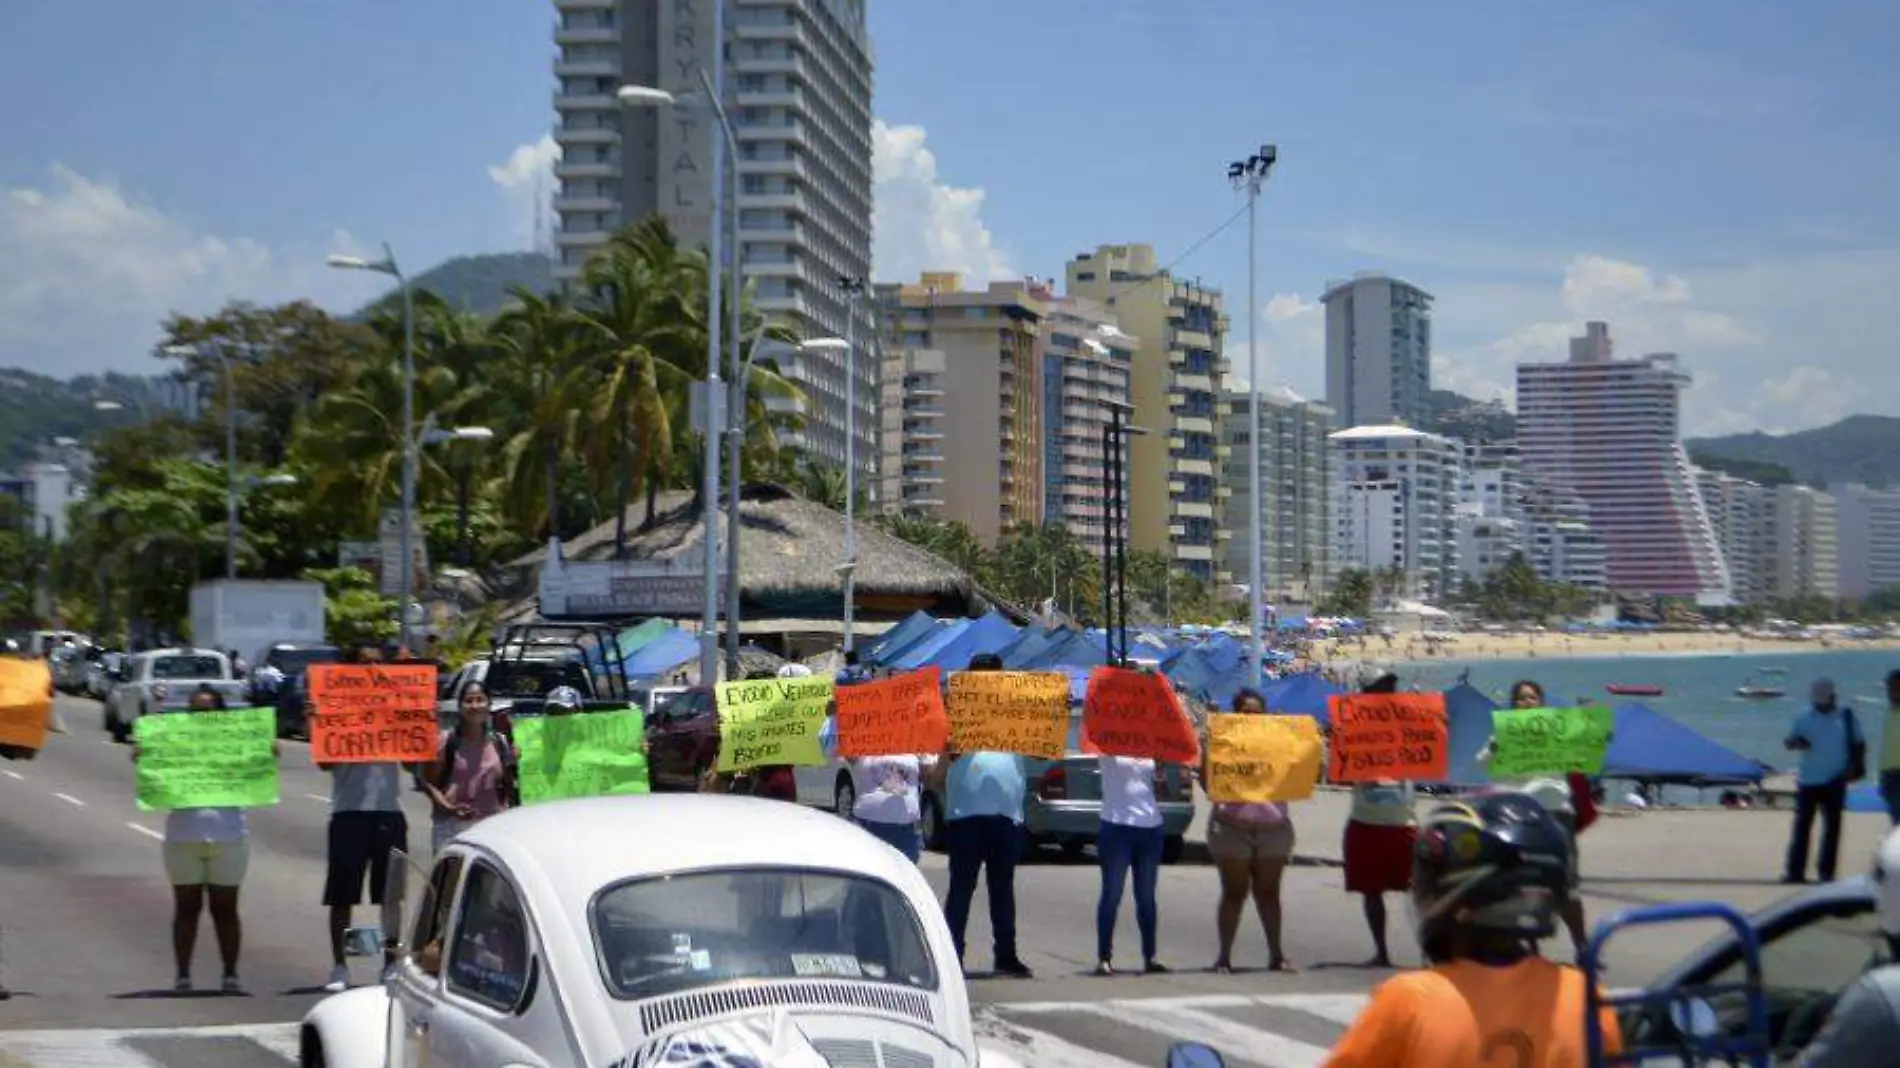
[379, 849, 413, 959]
[1166, 1043, 1226, 1068]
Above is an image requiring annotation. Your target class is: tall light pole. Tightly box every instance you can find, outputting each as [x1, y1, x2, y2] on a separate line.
[838, 276, 866, 655]
[617, 0, 728, 685]
[724, 334, 846, 673]
[327, 243, 416, 651]
[1228, 144, 1278, 687]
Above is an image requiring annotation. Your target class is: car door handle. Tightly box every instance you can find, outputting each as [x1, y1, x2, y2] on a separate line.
[409, 1017, 430, 1035]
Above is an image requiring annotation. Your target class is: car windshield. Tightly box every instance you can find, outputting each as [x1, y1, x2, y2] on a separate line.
[152, 655, 224, 680]
[487, 659, 582, 699]
[591, 867, 938, 1000]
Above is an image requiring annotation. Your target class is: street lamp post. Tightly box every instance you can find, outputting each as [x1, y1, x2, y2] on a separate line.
[419, 424, 493, 569]
[1227, 144, 1278, 688]
[723, 334, 846, 673]
[327, 243, 416, 652]
[1100, 401, 1147, 666]
[837, 277, 866, 655]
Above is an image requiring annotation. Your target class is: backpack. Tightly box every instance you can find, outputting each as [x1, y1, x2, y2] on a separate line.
[1843, 707, 1868, 783]
[435, 732, 518, 807]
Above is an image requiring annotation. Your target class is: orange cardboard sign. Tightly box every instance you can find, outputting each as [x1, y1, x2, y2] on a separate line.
[945, 671, 1071, 759]
[306, 663, 439, 764]
[1325, 692, 1448, 782]
[835, 667, 949, 758]
[0, 658, 53, 751]
[1081, 667, 1201, 765]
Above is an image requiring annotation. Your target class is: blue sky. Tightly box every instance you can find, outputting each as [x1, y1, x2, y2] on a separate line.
[3, 0, 1895, 435]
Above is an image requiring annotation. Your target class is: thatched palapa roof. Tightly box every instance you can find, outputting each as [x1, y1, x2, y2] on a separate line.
[506, 483, 1007, 622]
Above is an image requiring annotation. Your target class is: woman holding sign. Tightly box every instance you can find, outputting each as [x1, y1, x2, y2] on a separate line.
[1205, 688, 1297, 974]
[420, 680, 516, 852]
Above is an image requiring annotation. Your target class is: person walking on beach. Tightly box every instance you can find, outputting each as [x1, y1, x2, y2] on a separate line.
[1783, 677, 1866, 884]
[1880, 670, 1900, 825]
[1343, 671, 1416, 968]
[1206, 687, 1298, 973]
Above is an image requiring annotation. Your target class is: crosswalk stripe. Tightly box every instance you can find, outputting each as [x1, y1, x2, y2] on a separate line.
[974, 1010, 1151, 1068]
[1086, 1001, 1333, 1068]
[0, 1023, 297, 1068]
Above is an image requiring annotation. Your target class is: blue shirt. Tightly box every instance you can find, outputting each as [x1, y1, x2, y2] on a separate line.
[1789, 706, 1862, 787]
[946, 751, 1026, 823]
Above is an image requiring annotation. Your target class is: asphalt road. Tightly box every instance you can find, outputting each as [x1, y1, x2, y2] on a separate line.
[0, 695, 1777, 1066]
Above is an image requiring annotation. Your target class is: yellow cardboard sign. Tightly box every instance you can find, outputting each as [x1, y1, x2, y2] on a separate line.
[0, 658, 53, 752]
[945, 671, 1070, 759]
[1205, 713, 1322, 803]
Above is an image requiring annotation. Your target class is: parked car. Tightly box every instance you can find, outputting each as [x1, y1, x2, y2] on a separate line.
[248, 641, 342, 705]
[1614, 875, 1880, 1061]
[644, 685, 795, 801]
[104, 648, 246, 743]
[793, 710, 1196, 862]
[49, 644, 92, 694]
[85, 651, 124, 700]
[299, 795, 1014, 1068]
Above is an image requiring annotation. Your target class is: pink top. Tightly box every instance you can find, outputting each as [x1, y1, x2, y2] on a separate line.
[435, 729, 509, 820]
[1214, 801, 1290, 825]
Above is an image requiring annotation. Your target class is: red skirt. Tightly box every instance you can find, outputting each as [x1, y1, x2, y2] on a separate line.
[1344, 820, 1417, 895]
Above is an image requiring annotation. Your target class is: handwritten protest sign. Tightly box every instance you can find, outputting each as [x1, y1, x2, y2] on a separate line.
[0, 658, 52, 751]
[834, 667, 948, 758]
[1326, 692, 1449, 783]
[715, 676, 832, 771]
[1082, 667, 1201, 764]
[944, 671, 1070, 759]
[1205, 713, 1323, 803]
[514, 709, 649, 803]
[306, 663, 439, 764]
[1489, 705, 1615, 777]
[134, 707, 278, 811]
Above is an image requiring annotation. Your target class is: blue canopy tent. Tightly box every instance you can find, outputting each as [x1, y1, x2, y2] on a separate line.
[1602, 702, 1766, 785]
[619, 628, 700, 680]
[861, 610, 939, 666]
[886, 618, 973, 671]
[1163, 647, 1224, 700]
[913, 611, 1018, 671]
[1848, 783, 1889, 814]
[1262, 672, 1345, 726]
[1197, 633, 1244, 674]
[1020, 630, 1109, 670]
[999, 626, 1067, 668]
[871, 619, 956, 669]
[1441, 682, 1500, 786]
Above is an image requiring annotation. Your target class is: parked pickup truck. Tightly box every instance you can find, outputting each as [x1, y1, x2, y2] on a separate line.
[104, 647, 247, 743]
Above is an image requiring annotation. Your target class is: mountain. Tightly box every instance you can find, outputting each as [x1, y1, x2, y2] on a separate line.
[0, 370, 164, 469]
[1687, 415, 1900, 489]
[351, 252, 557, 320]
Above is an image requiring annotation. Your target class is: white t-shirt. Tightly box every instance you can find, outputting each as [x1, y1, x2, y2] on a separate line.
[1099, 756, 1162, 829]
[165, 807, 247, 843]
[850, 755, 937, 825]
[1348, 781, 1417, 827]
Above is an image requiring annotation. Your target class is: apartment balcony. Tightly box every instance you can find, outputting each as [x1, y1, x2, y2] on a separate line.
[1173, 501, 1216, 520]
[1173, 329, 1213, 349]
[554, 160, 618, 180]
[1173, 373, 1214, 393]
[553, 90, 616, 111]
[737, 54, 809, 80]
[554, 24, 619, 45]
[552, 228, 611, 249]
[738, 192, 806, 213]
[1175, 457, 1215, 478]
[555, 122, 620, 145]
[736, 89, 804, 110]
[552, 194, 616, 212]
[554, 58, 620, 78]
[734, 20, 800, 42]
[1175, 416, 1215, 435]
[741, 259, 801, 278]
[737, 156, 810, 182]
[1174, 544, 1215, 562]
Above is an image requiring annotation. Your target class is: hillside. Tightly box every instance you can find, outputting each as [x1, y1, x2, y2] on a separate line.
[1687, 415, 1900, 489]
[0, 371, 165, 468]
[351, 251, 557, 320]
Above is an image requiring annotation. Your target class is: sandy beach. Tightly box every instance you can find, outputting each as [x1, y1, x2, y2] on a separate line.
[1308, 630, 1900, 665]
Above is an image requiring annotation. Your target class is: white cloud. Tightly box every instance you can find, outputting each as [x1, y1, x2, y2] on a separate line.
[1224, 291, 1325, 397]
[488, 134, 559, 251]
[0, 165, 365, 377]
[871, 119, 1011, 286]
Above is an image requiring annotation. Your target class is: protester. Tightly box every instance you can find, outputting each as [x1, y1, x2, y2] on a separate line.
[1495, 678, 1596, 957]
[317, 641, 415, 992]
[1795, 824, 1900, 1064]
[1783, 677, 1866, 884]
[1880, 670, 1900, 826]
[134, 684, 275, 993]
[1321, 791, 1622, 1066]
[849, 746, 933, 862]
[933, 652, 1032, 978]
[1342, 672, 1416, 968]
[701, 670, 796, 801]
[1206, 687, 1296, 973]
[1095, 735, 1169, 976]
[420, 679, 515, 853]
[0, 666, 51, 1000]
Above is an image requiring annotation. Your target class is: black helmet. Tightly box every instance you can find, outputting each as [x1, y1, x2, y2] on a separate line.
[1412, 791, 1572, 952]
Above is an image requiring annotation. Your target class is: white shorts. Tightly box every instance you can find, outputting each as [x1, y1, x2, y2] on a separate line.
[163, 840, 250, 888]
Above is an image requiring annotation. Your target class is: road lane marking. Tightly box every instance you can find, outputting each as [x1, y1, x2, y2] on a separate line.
[53, 791, 86, 807]
[2, 769, 23, 780]
[303, 792, 330, 803]
[125, 822, 163, 841]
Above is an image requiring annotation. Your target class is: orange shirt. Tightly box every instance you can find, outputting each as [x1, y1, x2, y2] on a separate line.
[1324, 956, 1623, 1068]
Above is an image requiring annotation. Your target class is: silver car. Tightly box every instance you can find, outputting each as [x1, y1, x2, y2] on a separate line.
[104, 648, 246, 743]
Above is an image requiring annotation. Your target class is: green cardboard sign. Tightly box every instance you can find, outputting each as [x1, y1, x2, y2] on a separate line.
[134, 707, 279, 811]
[513, 709, 650, 803]
[1489, 705, 1615, 777]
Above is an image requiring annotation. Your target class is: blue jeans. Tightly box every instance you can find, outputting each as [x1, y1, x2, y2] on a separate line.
[1096, 820, 1163, 963]
[859, 817, 921, 862]
[943, 815, 1020, 962]
[1882, 769, 1900, 826]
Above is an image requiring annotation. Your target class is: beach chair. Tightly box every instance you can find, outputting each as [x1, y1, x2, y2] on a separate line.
[1583, 901, 1771, 1068]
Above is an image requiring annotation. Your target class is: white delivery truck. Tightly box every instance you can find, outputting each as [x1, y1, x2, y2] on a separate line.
[188, 579, 327, 669]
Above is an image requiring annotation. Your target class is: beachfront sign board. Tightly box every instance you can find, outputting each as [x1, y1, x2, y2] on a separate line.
[537, 539, 721, 618]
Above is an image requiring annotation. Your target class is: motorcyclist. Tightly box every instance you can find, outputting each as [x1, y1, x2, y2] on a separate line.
[1322, 790, 1622, 1067]
[1795, 824, 1900, 1065]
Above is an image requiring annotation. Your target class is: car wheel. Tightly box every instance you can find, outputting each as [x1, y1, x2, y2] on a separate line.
[833, 773, 857, 817]
[299, 1026, 327, 1068]
[1162, 834, 1185, 865]
[919, 792, 945, 852]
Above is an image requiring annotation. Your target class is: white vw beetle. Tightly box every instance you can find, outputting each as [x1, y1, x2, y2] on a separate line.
[302, 794, 1021, 1068]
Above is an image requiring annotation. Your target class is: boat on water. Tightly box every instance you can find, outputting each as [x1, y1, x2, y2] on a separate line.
[1757, 666, 1789, 675]
[1606, 683, 1665, 696]
[1736, 685, 1786, 699]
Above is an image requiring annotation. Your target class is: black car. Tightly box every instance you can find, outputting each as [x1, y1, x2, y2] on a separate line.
[253, 642, 342, 738]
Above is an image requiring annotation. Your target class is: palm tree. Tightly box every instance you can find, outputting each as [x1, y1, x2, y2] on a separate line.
[490, 288, 590, 538]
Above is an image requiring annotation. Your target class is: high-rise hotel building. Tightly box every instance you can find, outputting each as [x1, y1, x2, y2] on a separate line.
[552, 0, 876, 482]
[1516, 322, 1730, 601]
[1323, 272, 1434, 429]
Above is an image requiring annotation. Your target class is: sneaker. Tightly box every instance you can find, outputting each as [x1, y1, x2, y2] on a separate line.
[221, 975, 245, 995]
[994, 958, 1034, 979]
[323, 964, 350, 993]
[173, 975, 192, 993]
[0, 983, 11, 1001]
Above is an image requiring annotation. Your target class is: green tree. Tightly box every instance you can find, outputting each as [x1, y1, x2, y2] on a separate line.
[1319, 568, 1375, 617]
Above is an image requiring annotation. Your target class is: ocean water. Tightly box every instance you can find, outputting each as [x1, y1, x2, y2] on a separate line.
[1395, 648, 1897, 774]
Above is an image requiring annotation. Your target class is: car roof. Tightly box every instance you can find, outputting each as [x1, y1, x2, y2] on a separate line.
[458, 795, 924, 906]
[140, 648, 226, 659]
[1649, 875, 1874, 989]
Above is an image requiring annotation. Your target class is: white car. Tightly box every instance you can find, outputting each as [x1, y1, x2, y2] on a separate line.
[104, 648, 246, 743]
[301, 794, 1018, 1068]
